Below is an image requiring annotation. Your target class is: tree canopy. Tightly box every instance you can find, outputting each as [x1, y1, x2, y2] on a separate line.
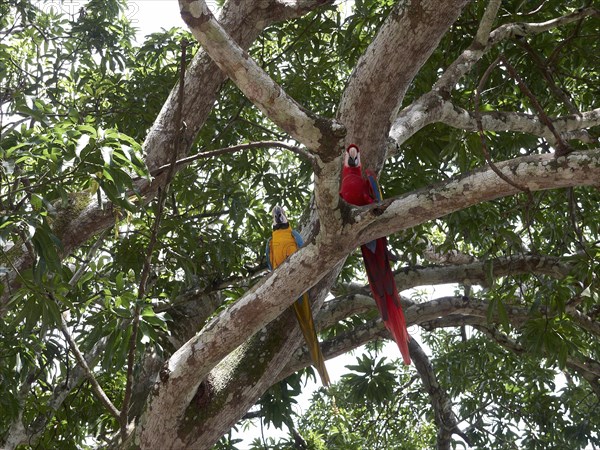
[1, 0, 599, 448]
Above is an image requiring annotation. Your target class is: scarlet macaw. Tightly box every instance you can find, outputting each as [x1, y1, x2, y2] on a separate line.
[265, 206, 331, 386]
[339, 144, 411, 365]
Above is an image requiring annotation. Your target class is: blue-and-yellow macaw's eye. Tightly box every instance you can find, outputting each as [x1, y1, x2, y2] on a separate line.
[272, 205, 288, 227]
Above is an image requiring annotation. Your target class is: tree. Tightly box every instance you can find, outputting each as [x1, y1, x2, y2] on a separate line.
[1, 0, 599, 448]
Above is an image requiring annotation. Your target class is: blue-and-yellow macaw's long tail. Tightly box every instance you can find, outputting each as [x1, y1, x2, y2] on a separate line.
[266, 206, 331, 386]
[293, 293, 330, 386]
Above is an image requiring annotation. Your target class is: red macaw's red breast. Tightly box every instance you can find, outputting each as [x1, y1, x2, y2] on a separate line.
[340, 165, 374, 206]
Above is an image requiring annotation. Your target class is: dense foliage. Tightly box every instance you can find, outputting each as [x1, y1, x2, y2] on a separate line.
[1, 0, 599, 448]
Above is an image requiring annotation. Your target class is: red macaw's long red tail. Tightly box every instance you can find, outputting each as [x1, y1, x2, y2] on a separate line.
[361, 238, 411, 365]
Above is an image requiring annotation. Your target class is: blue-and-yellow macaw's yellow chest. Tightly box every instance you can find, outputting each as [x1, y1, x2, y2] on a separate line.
[269, 228, 300, 269]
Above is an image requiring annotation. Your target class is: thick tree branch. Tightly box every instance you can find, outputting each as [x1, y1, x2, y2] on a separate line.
[178, 0, 344, 154]
[137, 241, 346, 448]
[395, 254, 572, 290]
[438, 105, 600, 144]
[474, 0, 501, 47]
[338, 0, 469, 171]
[489, 7, 599, 45]
[391, 98, 600, 148]
[352, 150, 600, 245]
[331, 253, 574, 307]
[172, 265, 341, 449]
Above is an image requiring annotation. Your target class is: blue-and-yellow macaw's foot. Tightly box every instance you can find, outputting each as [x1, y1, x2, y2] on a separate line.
[266, 205, 331, 386]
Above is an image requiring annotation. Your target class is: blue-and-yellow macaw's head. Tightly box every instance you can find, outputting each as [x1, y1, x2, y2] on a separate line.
[272, 205, 290, 230]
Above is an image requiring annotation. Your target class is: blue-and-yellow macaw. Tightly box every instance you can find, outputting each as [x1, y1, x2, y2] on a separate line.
[265, 206, 330, 386]
[339, 144, 411, 365]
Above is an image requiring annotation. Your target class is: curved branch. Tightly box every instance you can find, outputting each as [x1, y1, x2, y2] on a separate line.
[390, 97, 600, 149]
[391, 7, 599, 146]
[395, 254, 573, 290]
[434, 6, 599, 94]
[439, 105, 600, 144]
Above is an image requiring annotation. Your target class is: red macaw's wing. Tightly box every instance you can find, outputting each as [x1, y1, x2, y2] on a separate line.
[364, 169, 383, 203]
[361, 238, 411, 365]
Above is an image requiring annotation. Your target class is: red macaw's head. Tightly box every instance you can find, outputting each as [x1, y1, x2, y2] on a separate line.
[272, 205, 289, 227]
[344, 144, 361, 168]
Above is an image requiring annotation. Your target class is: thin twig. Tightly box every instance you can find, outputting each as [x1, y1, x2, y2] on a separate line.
[499, 55, 572, 156]
[473, 56, 533, 198]
[514, 39, 579, 115]
[119, 39, 190, 440]
[546, 14, 586, 68]
[68, 229, 110, 287]
[59, 311, 121, 420]
[149, 140, 315, 177]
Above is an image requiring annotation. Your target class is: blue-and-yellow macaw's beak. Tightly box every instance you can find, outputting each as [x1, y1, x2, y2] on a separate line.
[272, 205, 289, 229]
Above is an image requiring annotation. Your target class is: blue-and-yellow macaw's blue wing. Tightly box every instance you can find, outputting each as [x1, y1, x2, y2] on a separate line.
[265, 206, 330, 386]
[292, 230, 304, 247]
[265, 238, 272, 270]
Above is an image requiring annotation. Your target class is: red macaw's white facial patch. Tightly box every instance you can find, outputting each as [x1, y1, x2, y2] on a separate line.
[345, 144, 361, 168]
